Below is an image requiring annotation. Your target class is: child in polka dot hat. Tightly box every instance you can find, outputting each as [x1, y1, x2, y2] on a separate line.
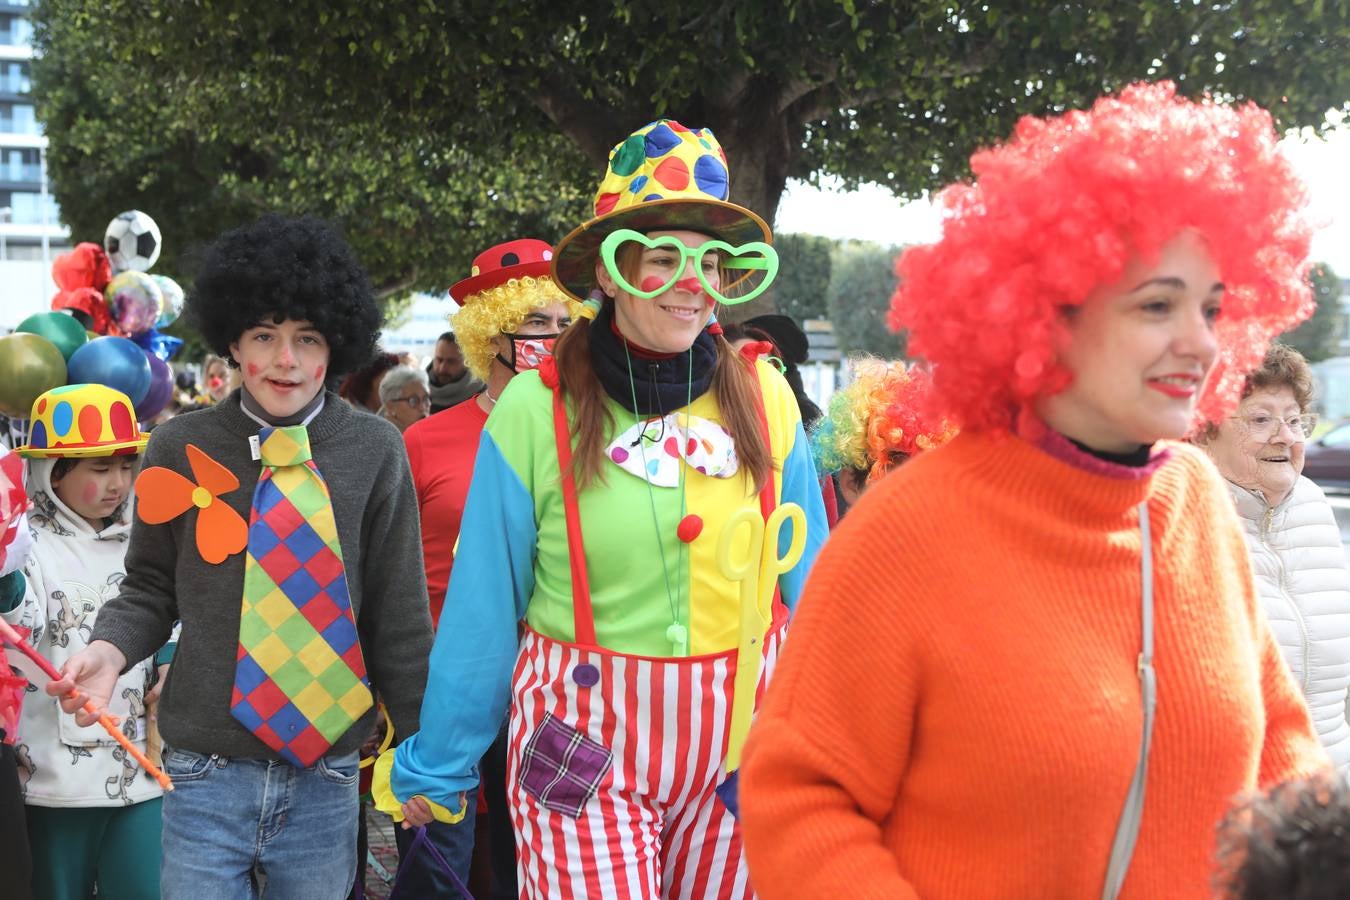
[4, 382, 168, 899]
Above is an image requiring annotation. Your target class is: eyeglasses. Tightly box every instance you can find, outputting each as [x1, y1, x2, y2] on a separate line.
[1231, 412, 1318, 441]
[599, 229, 779, 305]
[393, 395, 431, 410]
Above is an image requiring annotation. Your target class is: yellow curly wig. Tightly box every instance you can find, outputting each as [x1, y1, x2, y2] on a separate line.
[450, 276, 581, 381]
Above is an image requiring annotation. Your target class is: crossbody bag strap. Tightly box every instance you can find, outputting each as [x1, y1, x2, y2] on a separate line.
[549, 385, 597, 647]
[1101, 501, 1157, 900]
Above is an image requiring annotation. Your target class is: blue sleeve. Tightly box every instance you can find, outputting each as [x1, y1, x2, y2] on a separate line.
[392, 430, 536, 804]
[777, 420, 827, 612]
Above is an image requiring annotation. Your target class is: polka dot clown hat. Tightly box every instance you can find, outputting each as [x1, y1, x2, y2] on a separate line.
[16, 383, 149, 459]
[449, 238, 556, 306]
[552, 119, 771, 301]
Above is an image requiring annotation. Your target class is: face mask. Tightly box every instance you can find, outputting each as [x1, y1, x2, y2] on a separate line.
[497, 333, 560, 373]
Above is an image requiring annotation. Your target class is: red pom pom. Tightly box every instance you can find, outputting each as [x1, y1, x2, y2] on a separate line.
[707, 322, 724, 336]
[677, 514, 703, 543]
[739, 340, 774, 362]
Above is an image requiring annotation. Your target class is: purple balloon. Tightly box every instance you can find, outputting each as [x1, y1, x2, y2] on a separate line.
[134, 351, 173, 421]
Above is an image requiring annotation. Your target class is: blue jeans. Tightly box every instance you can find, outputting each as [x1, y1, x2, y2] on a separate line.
[160, 746, 360, 900]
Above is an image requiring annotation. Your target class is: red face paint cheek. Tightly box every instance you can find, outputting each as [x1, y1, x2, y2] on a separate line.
[640, 275, 668, 294]
[82, 481, 99, 505]
[314, 364, 325, 381]
[245, 362, 261, 378]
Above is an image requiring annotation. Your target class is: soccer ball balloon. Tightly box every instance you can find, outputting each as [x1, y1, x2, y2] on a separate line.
[103, 210, 162, 273]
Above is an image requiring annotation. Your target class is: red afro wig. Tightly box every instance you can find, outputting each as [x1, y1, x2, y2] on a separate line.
[890, 81, 1314, 433]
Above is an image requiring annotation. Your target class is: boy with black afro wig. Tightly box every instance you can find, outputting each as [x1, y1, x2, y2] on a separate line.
[192, 214, 383, 382]
[49, 214, 434, 897]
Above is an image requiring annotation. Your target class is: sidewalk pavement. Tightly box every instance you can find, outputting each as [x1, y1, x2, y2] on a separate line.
[363, 803, 400, 899]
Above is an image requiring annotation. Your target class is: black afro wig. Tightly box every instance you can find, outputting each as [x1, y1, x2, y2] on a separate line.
[1216, 772, 1350, 899]
[189, 215, 382, 378]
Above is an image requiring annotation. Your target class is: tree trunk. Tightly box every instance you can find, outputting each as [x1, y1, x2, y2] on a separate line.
[715, 92, 798, 322]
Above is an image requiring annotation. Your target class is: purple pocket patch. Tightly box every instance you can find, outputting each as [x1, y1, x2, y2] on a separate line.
[519, 712, 613, 819]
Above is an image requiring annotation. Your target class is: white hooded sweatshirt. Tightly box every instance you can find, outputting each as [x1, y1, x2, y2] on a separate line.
[2, 457, 164, 807]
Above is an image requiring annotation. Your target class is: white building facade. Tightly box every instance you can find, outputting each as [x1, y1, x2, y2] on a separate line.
[1, 0, 68, 330]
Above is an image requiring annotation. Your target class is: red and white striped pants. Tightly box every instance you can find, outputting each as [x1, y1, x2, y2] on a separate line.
[506, 625, 785, 899]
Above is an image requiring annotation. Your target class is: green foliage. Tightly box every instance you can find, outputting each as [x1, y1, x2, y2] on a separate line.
[30, 1, 592, 301]
[826, 241, 905, 359]
[1282, 263, 1345, 363]
[773, 234, 833, 322]
[29, 0, 1349, 312]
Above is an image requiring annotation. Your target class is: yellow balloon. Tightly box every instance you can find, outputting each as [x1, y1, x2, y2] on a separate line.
[0, 333, 68, 419]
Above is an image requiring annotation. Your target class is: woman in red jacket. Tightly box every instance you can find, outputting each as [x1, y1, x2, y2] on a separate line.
[740, 82, 1329, 900]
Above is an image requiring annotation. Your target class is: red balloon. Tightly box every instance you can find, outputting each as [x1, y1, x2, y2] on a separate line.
[51, 242, 113, 292]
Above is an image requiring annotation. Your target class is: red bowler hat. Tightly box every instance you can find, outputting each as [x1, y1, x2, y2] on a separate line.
[449, 239, 555, 305]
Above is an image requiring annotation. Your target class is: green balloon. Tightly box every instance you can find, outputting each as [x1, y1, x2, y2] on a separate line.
[0, 333, 68, 419]
[16, 311, 89, 362]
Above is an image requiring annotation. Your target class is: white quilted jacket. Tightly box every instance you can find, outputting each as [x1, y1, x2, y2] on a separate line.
[1228, 476, 1350, 773]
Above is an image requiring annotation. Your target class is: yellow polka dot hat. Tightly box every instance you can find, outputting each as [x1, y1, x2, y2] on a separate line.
[552, 119, 771, 301]
[16, 383, 149, 458]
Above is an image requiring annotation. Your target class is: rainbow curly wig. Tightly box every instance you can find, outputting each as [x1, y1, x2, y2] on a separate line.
[890, 81, 1314, 433]
[450, 276, 581, 382]
[812, 358, 955, 483]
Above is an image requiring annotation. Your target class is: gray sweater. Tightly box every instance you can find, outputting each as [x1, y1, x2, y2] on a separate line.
[92, 391, 433, 761]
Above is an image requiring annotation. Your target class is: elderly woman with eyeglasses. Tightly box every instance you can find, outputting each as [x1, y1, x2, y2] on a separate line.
[377, 365, 431, 432]
[1199, 343, 1350, 774]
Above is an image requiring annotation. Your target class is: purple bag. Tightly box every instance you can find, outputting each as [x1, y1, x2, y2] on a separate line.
[389, 826, 475, 900]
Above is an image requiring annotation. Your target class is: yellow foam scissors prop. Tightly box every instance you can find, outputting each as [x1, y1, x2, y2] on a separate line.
[717, 501, 806, 773]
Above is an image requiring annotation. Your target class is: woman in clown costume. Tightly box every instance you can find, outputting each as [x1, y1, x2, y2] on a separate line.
[392, 120, 826, 897]
[739, 83, 1330, 899]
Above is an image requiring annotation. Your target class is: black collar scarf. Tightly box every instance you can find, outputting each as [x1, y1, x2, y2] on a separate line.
[588, 302, 717, 417]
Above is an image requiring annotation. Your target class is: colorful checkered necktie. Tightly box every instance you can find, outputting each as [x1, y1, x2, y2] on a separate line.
[230, 425, 372, 767]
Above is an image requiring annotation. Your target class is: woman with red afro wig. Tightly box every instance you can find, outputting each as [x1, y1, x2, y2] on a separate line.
[739, 82, 1330, 899]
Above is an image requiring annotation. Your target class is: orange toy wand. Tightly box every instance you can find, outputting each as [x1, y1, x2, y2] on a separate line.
[0, 618, 173, 791]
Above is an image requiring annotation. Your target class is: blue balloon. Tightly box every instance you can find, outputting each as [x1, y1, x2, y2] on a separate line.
[131, 326, 184, 362]
[67, 336, 153, 406]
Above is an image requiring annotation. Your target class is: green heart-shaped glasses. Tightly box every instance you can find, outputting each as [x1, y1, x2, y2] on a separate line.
[599, 229, 779, 305]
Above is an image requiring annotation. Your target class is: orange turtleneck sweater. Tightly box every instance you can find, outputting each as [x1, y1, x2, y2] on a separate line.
[740, 430, 1329, 899]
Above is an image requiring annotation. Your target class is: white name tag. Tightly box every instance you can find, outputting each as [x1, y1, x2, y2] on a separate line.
[248, 434, 261, 461]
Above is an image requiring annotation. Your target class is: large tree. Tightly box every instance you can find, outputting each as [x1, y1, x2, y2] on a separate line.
[827, 240, 906, 359]
[32, 0, 1349, 304]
